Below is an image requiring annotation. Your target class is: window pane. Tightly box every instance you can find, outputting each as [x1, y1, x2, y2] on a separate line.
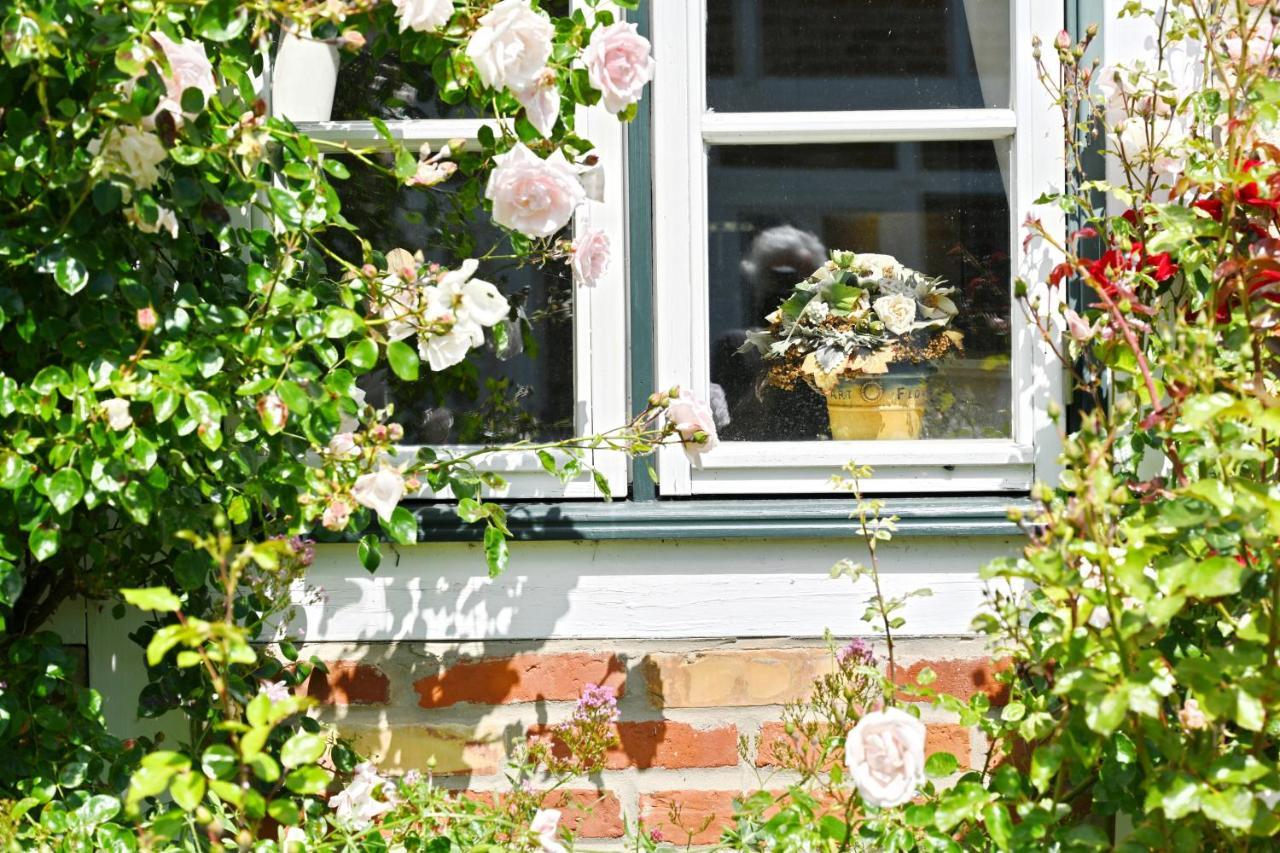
[706, 0, 1010, 112]
[330, 156, 575, 444]
[332, 47, 476, 122]
[707, 141, 1011, 442]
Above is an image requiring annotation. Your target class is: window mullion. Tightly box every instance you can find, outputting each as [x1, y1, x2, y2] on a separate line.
[700, 109, 1017, 146]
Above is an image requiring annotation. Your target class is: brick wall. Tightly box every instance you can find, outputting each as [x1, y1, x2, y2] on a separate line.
[296, 637, 1005, 846]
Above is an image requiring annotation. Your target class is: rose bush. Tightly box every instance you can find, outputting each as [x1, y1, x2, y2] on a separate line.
[0, 0, 726, 847]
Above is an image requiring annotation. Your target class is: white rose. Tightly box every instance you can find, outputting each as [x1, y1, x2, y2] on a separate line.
[666, 388, 719, 466]
[465, 0, 553, 92]
[872, 293, 918, 337]
[151, 31, 217, 122]
[101, 397, 133, 431]
[351, 467, 406, 523]
[485, 143, 585, 238]
[514, 68, 560, 138]
[581, 21, 655, 115]
[844, 708, 927, 809]
[530, 809, 567, 853]
[328, 762, 397, 828]
[571, 229, 610, 287]
[393, 0, 453, 33]
[97, 127, 168, 190]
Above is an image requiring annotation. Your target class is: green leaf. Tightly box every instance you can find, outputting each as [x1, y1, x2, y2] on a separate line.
[484, 525, 509, 578]
[168, 772, 205, 812]
[54, 257, 88, 295]
[121, 587, 181, 612]
[323, 306, 362, 338]
[267, 798, 300, 825]
[179, 87, 204, 114]
[201, 745, 238, 781]
[346, 338, 378, 371]
[0, 453, 32, 490]
[284, 765, 332, 795]
[358, 535, 381, 573]
[1200, 787, 1255, 831]
[280, 732, 326, 769]
[386, 339, 419, 381]
[925, 751, 959, 778]
[29, 525, 59, 562]
[383, 506, 417, 546]
[47, 468, 84, 515]
[983, 803, 1013, 851]
[1186, 556, 1246, 598]
[194, 0, 249, 41]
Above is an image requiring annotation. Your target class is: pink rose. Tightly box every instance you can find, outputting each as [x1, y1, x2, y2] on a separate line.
[465, 0, 553, 92]
[571, 229, 610, 287]
[393, 0, 453, 33]
[582, 21, 655, 115]
[666, 388, 719, 465]
[328, 432, 358, 459]
[844, 708, 927, 809]
[151, 31, 217, 123]
[322, 498, 353, 531]
[485, 143, 585, 238]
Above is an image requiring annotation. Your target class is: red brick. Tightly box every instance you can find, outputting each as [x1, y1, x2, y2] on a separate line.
[542, 789, 624, 838]
[302, 661, 390, 705]
[925, 723, 973, 769]
[639, 790, 738, 845]
[413, 653, 625, 709]
[894, 658, 1010, 705]
[531, 720, 738, 770]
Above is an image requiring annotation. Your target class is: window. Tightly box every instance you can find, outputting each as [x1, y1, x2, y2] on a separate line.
[271, 2, 629, 499]
[271, 0, 1065, 505]
[651, 0, 1064, 495]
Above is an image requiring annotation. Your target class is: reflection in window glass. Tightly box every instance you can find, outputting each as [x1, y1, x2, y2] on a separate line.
[707, 142, 1011, 442]
[332, 46, 475, 122]
[706, 0, 1010, 112]
[330, 156, 574, 445]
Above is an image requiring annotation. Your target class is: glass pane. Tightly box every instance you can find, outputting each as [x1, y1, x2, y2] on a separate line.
[706, 0, 1010, 112]
[329, 155, 575, 444]
[332, 46, 476, 122]
[707, 141, 1012, 442]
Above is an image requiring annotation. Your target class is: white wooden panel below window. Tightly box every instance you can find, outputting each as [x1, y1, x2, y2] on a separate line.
[283, 538, 1017, 642]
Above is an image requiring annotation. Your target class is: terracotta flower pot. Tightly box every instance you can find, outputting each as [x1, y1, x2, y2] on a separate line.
[823, 369, 929, 441]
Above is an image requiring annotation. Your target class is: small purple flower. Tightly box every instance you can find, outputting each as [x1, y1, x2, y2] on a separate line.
[289, 536, 316, 568]
[573, 682, 620, 722]
[838, 638, 875, 667]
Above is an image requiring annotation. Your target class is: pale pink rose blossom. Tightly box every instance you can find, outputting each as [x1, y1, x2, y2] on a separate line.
[322, 498, 353, 531]
[329, 432, 358, 459]
[151, 32, 217, 123]
[581, 21, 655, 114]
[136, 306, 158, 331]
[514, 68, 560, 137]
[1178, 697, 1208, 731]
[666, 388, 719, 465]
[1064, 307, 1098, 344]
[844, 708, 927, 809]
[259, 680, 292, 703]
[393, 0, 453, 33]
[102, 398, 133, 431]
[465, 0, 554, 92]
[571, 229, 610, 287]
[530, 809, 567, 853]
[328, 762, 398, 828]
[485, 143, 585, 238]
[352, 467, 407, 522]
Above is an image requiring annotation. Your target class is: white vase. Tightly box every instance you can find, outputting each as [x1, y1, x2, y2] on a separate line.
[271, 29, 339, 122]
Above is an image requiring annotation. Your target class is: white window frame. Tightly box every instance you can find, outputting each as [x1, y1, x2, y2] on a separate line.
[271, 2, 631, 500]
[650, 1, 1065, 496]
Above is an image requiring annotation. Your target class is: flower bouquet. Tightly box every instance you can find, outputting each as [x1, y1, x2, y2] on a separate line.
[745, 251, 963, 440]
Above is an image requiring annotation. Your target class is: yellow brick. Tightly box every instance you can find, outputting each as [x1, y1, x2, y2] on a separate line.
[643, 648, 834, 708]
[343, 724, 505, 776]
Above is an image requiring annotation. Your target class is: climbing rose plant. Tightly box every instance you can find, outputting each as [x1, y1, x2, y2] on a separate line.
[0, 0, 726, 846]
